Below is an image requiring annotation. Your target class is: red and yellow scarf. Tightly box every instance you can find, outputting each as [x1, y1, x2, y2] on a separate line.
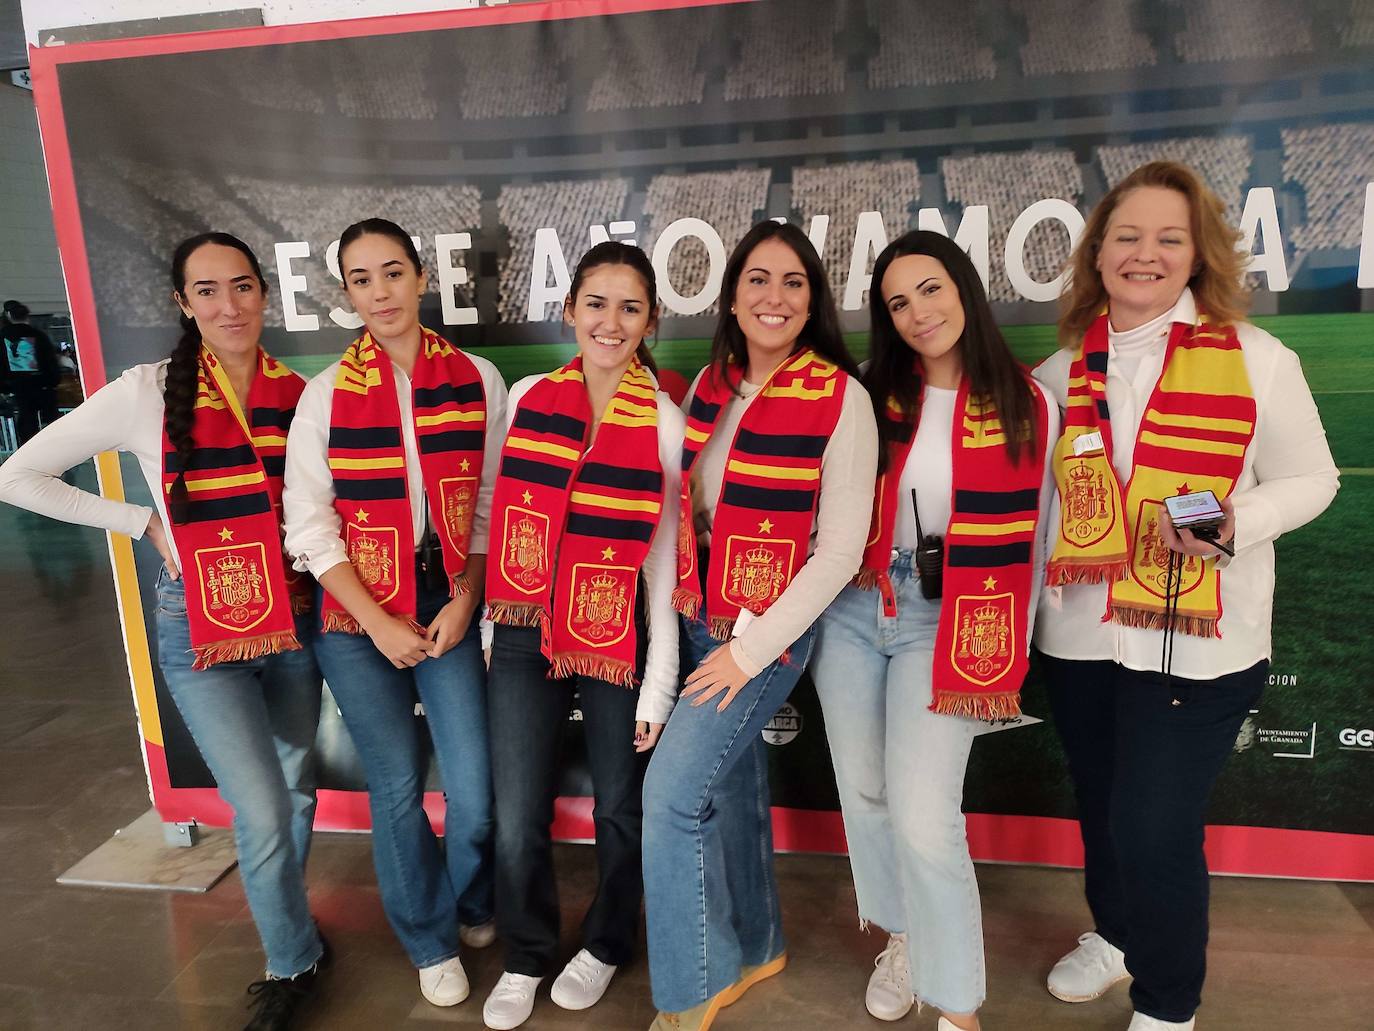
[1047, 312, 1255, 636]
[673, 349, 847, 639]
[322, 327, 486, 633]
[857, 375, 1048, 719]
[487, 357, 663, 687]
[161, 346, 308, 669]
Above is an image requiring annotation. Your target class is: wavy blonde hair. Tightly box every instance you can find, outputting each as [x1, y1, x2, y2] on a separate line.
[1059, 160, 1249, 346]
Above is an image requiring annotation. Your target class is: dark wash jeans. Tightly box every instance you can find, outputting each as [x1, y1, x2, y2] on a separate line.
[1040, 652, 1266, 1023]
[487, 623, 650, 976]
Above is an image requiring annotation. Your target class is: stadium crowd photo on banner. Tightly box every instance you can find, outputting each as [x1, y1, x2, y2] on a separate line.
[0, 1, 1370, 1030]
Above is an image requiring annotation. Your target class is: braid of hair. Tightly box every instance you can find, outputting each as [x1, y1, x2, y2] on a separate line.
[163, 313, 202, 525]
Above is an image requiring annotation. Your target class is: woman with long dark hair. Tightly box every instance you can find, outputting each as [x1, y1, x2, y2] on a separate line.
[641, 220, 877, 1031]
[282, 218, 507, 1010]
[1035, 162, 1337, 1031]
[479, 241, 683, 1030]
[810, 230, 1057, 1030]
[0, 233, 327, 1031]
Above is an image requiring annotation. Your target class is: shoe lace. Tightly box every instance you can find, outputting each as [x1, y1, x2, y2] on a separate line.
[563, 951, 605, 987]
[873, 934, 910, 986]
[246, 976, 309, 1022]
[1076, 932, 1116, 971]
[490, 972, 533, 1003]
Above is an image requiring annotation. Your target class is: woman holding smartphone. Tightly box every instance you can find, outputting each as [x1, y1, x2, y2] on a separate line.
[0, 233, 327, 1031]
[1034, 162, 1338, 1031]
[810, 230, 1057, 1030]
[283, 218, 507, 1010]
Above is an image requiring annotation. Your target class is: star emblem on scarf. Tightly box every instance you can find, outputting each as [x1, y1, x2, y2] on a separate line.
[983, 576, 998, 591]
[218, 527, 235, 542]
[758, 518, 774, 534]
[460, 458, 471, 471]
[521, 490, 534, 505]
[355, 508, 370, 523]
[601, 546, 616, 561]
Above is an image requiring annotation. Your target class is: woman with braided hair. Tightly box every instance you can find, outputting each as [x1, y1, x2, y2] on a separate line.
[0, 233, 327, 1031]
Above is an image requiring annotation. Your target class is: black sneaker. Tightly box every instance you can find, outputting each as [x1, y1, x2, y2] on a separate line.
[243, 939, 330, 1031]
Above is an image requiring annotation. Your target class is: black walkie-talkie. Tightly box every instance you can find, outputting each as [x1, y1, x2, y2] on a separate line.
[911, 488, 944, 600]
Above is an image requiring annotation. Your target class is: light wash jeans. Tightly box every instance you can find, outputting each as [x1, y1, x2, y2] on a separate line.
[642, 611, 816, 1013]
[311, 557, 493, 969]
[154, 568, 324, 978]
[810, 550, 985, 1014]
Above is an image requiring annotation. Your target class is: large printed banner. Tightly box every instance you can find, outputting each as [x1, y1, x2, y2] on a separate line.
[29, 0, 1374, 879]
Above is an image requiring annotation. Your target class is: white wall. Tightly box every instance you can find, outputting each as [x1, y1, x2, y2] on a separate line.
[19, 0, 498, 45]
[0, 82, 66, 313]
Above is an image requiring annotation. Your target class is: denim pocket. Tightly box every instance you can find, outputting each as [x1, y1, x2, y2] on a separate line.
[155, 574, 188, 618]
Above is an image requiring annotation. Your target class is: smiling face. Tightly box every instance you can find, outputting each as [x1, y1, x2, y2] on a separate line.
[174, 242, 265, 360]
[880, 253, 965, 381]
[732, 237, 812, 368]
[340, 232, 427, 344]
[1096, 186, 1197, 331]
[564, 263, 656, 377]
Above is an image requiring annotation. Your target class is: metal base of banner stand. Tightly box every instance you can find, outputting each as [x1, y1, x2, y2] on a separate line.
[57, 809, 237, 893]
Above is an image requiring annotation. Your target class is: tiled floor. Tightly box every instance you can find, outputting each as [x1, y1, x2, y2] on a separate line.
[2, 465, 1372, 1030]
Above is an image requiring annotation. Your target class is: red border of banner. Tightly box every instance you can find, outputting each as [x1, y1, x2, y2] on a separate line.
[27, 1, 1374, 883]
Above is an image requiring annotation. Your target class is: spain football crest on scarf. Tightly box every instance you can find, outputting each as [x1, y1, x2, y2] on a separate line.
[567, 562, 634, 648]
[722, 535, 794, 612]
[345, 522, 399, 605]
[195, 541, 273, 633]
[439, 474, 478, 559]
[1129, 499, 1204, 599]
[501, 506, 550, 594]
[951, 581, 1016, 688]
[1061, 457, 1116, 548]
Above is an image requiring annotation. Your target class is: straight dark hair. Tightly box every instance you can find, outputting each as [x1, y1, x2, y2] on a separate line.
[865, 230, 1037, 470]
[566, 240, 659, 375]
[707, 220, 858, 392]
[164, 232, 268, 524]
[338, 217, 423, 276]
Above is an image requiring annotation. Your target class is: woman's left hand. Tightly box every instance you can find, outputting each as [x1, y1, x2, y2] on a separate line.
[681, 644, 752, 711]
[425, 591, 480, 659]
[1159, 496, 1235, 558]
[634, 721, 664, 752]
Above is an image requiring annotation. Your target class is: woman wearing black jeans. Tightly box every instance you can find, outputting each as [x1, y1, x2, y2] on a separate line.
[1033, 161, 1339, 1031]
[481, 242, 683, 1030]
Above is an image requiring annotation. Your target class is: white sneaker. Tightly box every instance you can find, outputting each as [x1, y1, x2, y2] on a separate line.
[460, 919, 498, 949]
[482, 972, 542, 1030]
[418, 955, 470, 1006]
[1128, 1013, 1195, 1030]
[1047, 931, 1129, 1002]
[865, 932, 914, 1021]
[550, 948, 617, 1010]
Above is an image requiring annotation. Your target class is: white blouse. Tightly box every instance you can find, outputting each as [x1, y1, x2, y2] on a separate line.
[502, 374, 684, 726]
[1033, 289, 1340, 679]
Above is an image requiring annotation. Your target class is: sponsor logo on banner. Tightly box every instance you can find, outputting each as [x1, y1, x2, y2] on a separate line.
[1241, 712, 1318, 759]
[1338, 728, 1374, 752]
[763, 702, 801, 746]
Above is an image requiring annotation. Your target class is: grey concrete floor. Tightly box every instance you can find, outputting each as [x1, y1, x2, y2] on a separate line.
[2, 463, 1372, 1030]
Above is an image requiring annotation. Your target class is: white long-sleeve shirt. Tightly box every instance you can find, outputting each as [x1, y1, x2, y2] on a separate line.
[1032, 289, 1339, 679]
[685, 366, 880, 677]
[282, 352, 508, 580]
[0, 360, 180, 560]
[502, 374, 684, 724]
[895, 380, 1061, 644]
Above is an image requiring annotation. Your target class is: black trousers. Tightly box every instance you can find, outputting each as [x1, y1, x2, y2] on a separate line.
[12, 377, 57, 444]
[1041, 653, 1266, 1023]
[487, 623, 649, 976]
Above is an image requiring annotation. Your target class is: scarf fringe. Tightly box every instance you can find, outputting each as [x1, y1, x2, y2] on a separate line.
[1045, 559, 1130, 587]
[1110, 604, 1220, 639]
[930, 690, 1023, 721]
[707, 615, 736, 641]
[450, 572, 473, 598]
[191, 630, 301, 671]
[321, 611, 365, 635]
[289, 593, 313, 616]
[852, 568, 882, 590]
[487, 601, 545, 628]
[547, 652, 638, 689]
[672, 589, 702, 620]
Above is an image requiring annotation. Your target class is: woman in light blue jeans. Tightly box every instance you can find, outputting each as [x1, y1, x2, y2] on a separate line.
[810, 231, 1056, 1030]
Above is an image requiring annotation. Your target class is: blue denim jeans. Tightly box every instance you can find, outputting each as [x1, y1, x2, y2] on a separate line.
[311, 559, 493, 968]
[154, 568, 324, 979]
[810, 551, 985, 1014]
[642, 612, 815, 1013]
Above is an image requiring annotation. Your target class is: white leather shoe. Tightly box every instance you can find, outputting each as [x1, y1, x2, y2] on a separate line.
[460, 919, 497, 949]
[865, 932, 914, 1021]
[418, 955, 469, 1006]
[1128, 1012, 1195, 1030]
[1047, 931, 1129, 1002]
[483, 972, 542, 1030]
[550, 948, 616, 1010]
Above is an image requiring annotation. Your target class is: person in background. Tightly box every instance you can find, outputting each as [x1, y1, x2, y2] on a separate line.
[641, 220, 878, 1031]
[1, 299, 61, 443]
[1034, 161, 1339, 1031]
[0, 235, 328, 1031]
[480, 241, 683, 1030]
[810, 230, 1058, 1031]
[283, 218, 506, 1012]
